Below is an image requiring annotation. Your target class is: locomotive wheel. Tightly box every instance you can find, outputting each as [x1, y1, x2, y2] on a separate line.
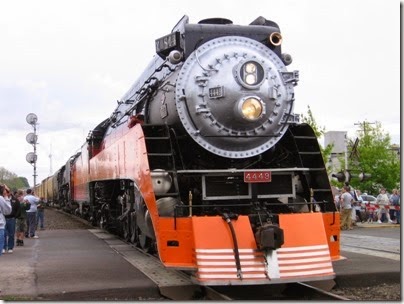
[98, 217, 103, 229]
[129, 212, 138, 244]
[139, 234, 153, 253]
[91, 213, 97, 226]
[122, 215, 131, 241]
[99, 214, 107, 230]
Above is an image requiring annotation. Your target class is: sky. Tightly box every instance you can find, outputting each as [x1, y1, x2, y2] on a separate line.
[0, 0, 400, 187]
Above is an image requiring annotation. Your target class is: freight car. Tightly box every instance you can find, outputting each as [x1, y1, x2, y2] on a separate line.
[37, 15, 341, 286]
[34, 175, 53, 203]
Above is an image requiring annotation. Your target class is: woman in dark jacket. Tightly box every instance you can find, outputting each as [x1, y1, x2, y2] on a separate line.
[3, 191, 20, 253]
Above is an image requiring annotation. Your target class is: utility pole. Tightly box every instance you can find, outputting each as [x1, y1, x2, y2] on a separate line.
[344, 132, 348, 171]
[354, 120, 376, 137]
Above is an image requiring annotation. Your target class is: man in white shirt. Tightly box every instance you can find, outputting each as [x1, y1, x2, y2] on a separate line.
[339, 186, 353, 230]
[24, 189, 40, 238]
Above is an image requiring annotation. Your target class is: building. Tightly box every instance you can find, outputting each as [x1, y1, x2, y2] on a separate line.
[324, 131, 347, 174]
[324, 131, 400, 180]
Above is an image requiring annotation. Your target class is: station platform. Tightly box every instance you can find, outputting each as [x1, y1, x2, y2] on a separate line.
[0, 229, 163, 300]
[0, 224, 400, 300]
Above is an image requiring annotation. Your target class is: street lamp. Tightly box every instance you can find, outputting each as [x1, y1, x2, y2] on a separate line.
[26, 113, 38, 187]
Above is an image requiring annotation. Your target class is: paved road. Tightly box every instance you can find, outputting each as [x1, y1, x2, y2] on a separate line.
[340, 224, 400, 260]
[333, 223, 400, 288]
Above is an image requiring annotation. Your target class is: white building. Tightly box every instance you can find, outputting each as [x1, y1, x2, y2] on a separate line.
[324, 131, 347, 175]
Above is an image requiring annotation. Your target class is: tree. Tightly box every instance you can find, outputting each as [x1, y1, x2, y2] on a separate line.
[10, 177, 30, 191]
[0, 166, 30, 191]
[348, 122, 400, 194]
[0, 166, 18, 181]
[300, 105, 333, 173]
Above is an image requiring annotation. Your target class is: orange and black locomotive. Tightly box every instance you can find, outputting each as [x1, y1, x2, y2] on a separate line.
[36, 16, 341, 286]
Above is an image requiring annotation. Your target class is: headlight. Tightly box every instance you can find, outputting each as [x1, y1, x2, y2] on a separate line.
[239, 97, 265, 121]
[236, 60, 265, 89]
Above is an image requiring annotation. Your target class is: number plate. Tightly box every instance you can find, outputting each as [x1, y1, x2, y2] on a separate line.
[244, 171, 272, 183]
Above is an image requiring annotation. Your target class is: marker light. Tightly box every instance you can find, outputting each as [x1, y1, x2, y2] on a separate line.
[238, 61, 265, 89]
[245, 62, 256, 73]
[245, 74, 257, 85]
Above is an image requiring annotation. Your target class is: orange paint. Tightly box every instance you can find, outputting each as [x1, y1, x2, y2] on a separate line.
[279, 213, 329, 247]
[322, 212, 341, 260]
[192, 216, 257, 249]
[157, 217, 195, 267]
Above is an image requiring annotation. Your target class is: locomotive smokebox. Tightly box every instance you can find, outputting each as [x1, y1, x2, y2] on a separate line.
[175, 36, 299, 158]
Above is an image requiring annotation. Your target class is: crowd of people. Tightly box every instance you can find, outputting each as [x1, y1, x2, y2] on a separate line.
[0, 184, 45, 256]
[334, 183, 400, 231]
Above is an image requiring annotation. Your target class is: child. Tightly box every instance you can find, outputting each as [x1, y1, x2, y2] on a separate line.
[366, 204, 376, 223]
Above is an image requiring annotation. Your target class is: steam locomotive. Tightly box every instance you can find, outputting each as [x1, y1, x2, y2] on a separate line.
[35, 15, 341, 286]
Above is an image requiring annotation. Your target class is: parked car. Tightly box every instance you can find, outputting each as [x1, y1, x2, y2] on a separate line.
[359, 194, 377, 204]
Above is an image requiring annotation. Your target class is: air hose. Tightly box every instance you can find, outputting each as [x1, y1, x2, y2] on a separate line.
[221, 212, 242, 279]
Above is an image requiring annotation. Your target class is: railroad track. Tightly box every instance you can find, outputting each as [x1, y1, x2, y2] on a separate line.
[57, 208, 351, 300]
[287, 282, 351, 300]
[208, 281, 351, 301]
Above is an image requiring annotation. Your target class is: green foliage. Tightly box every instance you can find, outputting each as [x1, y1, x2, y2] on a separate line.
[301, 105, 326, 138]
[347, 122, 400, 194]
[301, 105, 333, 170]
[0, 167, 30, 191]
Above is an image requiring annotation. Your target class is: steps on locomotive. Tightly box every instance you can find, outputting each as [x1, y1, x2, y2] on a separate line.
[293, 135, 325, 165]
[290, 127, 334, 208]
[142, 125, 176, 170]
[142, 125, 180, 198]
